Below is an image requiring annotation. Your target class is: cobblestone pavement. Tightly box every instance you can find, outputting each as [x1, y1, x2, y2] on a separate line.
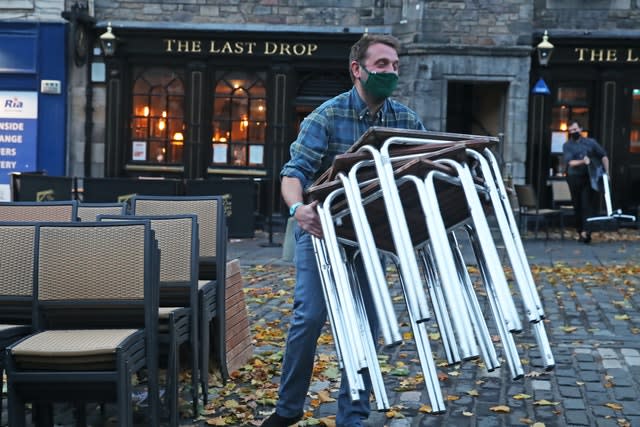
[2, 228, 640, 426]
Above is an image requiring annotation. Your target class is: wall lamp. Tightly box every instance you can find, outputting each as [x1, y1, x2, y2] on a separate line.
[537, 30, 554, 67]
[99, 22, 117, 56]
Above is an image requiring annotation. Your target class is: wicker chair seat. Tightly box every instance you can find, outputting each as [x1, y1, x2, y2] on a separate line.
[11, 329, 140, 357]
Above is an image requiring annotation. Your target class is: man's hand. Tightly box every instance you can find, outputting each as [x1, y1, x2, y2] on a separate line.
[583, 155, 590, 165]
[295, 200, 323, 238]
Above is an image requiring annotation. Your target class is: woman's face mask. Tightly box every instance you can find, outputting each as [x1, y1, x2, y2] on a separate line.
[359, 64, 398, 101]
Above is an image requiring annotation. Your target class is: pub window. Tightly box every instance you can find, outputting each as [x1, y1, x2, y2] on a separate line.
[630, 88, 640, 154]
[211, 71, 266, 168]
[130, 67, 185, 165]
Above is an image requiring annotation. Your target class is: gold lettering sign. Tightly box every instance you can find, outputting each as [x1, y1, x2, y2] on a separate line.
[164, 39, 319, 57]
[574, 47, 639, 63]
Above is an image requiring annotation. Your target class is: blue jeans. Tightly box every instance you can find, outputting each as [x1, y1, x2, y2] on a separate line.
[275, 225, 379, 427]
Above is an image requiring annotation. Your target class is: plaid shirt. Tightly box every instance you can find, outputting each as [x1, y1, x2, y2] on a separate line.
[280, 86, 425, 189]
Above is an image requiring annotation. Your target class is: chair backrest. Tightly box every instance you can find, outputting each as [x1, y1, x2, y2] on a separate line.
[0, 222, 37, 324]
[0, 201, 78, 222]
[130, 195, 226, 261]
[98, 214, 199, 308]
[551, 180, 572, 207]
[33, 221, 159, 332]
[76, 202, 127, 222]
[514, 185, 538, 210]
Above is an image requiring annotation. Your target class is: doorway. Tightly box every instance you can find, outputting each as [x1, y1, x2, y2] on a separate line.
[446, 81, 507, 138]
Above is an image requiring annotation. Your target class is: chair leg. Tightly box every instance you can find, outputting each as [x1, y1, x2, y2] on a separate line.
[0, 367, 3, 427]
[191, 321, 200, 417]
[199, 296, 211, 405]
[8, 379, 26, 427]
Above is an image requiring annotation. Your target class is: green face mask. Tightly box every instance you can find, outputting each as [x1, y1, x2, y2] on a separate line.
[359, 64, 399, 101]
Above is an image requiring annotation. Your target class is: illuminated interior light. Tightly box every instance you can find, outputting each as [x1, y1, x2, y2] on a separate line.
[143, 106, 149, 117]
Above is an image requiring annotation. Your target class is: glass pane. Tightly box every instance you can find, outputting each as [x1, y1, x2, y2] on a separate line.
[250, 80, 266, 97]
[571, 107, 589, 129]
[249, 121, 266, 142]
[551, 106, 570, 130]
[557, 87, 588, 105]
[631, 88, 640, 153]
[230, 144, 246, 166]
[150, 118, 167, 138]
[231, 120, 248, 142]
[148, 141, 167, 163]
[131, 118, 149, 139]
[251, 100, 266, 121]
[215, 80, 233, 95]
[230, 94, 248, 120]
[133, 78, 150, 93]
[132, 96, 150, 117]
[213, 98, 231, 119]
[211, 120, 230, 143]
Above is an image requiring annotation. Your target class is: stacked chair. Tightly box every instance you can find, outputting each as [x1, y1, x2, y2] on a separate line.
[76, 201, 128, 221]
[4, 221, 161, 426]
[0, 223, 38, 427]
[305, 127, 555, 413]
[130, 195, 229, 405]
[99, 214, 201, 424]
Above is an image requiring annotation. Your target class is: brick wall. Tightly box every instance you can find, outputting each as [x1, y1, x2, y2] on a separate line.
[534, 0, 640, 31]
[0, 0, 65, 22]
[93, 0, 398, 27]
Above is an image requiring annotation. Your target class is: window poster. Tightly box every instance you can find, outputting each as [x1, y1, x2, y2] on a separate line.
[132, 141, 147, 161]
[551, 131, 567, 153]
[213, 143, 228, 163]
[249, 145, 264, 165]
[0, 91, 38, 201]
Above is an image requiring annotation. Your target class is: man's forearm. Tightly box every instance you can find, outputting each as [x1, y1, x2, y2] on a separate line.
[281, 176, 305, 208]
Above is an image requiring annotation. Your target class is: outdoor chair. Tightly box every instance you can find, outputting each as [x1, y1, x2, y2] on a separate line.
[99, 214, 200, 423]
[0, 200, 77, 222]
[76, 201, 127, 221]
[131, 195, 229, 393]
[514, 184, 564, 239]
[5, 221, 161, 427]
[0, 223, 38, 427]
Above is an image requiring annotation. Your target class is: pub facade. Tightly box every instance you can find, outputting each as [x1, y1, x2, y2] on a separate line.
[4, 0, 638, 230]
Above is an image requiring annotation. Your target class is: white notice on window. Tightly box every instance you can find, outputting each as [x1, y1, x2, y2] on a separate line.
[249, 145, 264, 165]
[213, 144, 228, 163]
[551, 131, 567, 153]
[132, 141, 147, 161]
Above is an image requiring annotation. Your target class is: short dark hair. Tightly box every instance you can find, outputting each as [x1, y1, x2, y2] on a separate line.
[349, 33, 401, 82]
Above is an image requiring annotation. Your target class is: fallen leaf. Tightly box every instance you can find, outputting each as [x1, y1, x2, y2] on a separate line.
[513, 393, 531, 400]
[605, 402, 623, 410]
[490, 405, 511, 413]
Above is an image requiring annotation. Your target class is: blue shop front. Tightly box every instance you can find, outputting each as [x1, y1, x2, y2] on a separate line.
[0, 22, 67, 200]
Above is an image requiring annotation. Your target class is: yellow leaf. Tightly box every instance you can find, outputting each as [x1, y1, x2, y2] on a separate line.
[534, 399, 559, 406]
[562, 326, 578, 333]
[614, 314, 630, 321]
[463, 411, 473, 417]
[429, 332, 441, 340]
[490, 405, 511, 413]
[318, 416, 336, 427]
[318, 389, 336, 403]
[446, 395, 460, 401]
[532, 423, 546, 427]
[605, 402, 624, 410]
[418, 404, 432, 413]
[403, 331, 414, 340]
[513, 393, 531, 400]
[467, 389, 479, 397]
[205, 417, 227, 426]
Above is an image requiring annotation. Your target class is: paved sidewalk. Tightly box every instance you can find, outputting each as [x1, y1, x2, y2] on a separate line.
[3, 228, 639, 426]
[227, 228, 640, 427]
